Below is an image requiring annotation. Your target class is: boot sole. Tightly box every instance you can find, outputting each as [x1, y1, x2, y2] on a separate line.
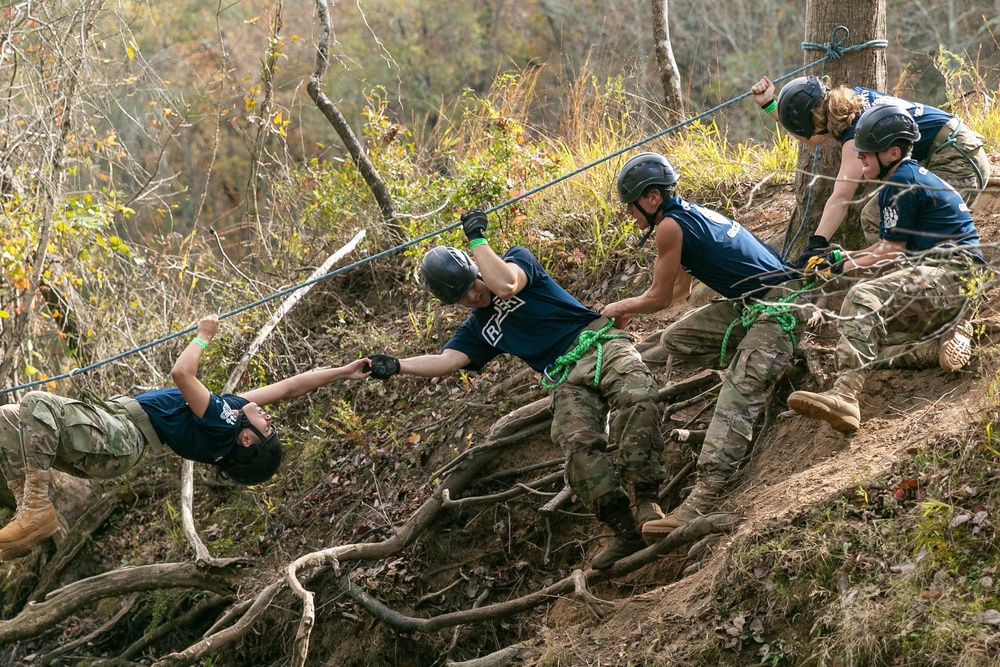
[787, 395, 859, 433]
[940, 320, 973, 372]
[0, 517, 59, 561]
[641, 521, 683, 543]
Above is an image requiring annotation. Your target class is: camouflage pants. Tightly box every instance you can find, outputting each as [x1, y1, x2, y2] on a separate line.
[835, 260, 974, 376]
[862, 119, 990, 243]
[0, 391, 146, 480]
[661, 281, 809, 478]
[548, 327, 664, 512]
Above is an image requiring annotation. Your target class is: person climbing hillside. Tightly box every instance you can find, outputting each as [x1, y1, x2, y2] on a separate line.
[602, 152, 813, 544]
[786, 104, 981, 434]
[0, 314, 370, 560]
[364, 211, 665, 570]
[751, 74, 989, 265]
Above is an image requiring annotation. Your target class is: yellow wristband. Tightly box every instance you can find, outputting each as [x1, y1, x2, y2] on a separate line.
[191, 337, 208, 350]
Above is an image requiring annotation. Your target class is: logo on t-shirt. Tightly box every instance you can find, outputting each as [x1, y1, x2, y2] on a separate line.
[882, 206, 899, 230]
[219, 400, 239, 426]
[482, 295, 526, 346]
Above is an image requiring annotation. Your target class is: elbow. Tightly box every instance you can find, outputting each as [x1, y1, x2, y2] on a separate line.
[169, 364, 186, 385]
[492, 283, 519, 301]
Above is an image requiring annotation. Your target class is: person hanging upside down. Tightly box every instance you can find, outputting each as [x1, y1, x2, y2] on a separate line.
[0, 314, 370, 560]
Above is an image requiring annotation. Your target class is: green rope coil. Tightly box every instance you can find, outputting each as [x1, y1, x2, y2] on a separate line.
[541, 319, 623, 390]
[719, 281, 817, 366]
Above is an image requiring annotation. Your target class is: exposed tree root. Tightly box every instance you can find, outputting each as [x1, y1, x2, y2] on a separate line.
[334, 513, 739, 634]
[0, 561, 243, 643]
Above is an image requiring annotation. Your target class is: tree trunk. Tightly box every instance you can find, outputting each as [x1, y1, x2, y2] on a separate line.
[309, 0, 403, 243]
[790, 0, 885, 255]
[650, 0, 685, 122]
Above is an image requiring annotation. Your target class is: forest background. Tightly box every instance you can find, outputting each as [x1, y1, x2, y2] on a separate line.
[1, 0, 997, 392]
[2, 0, 1000, 665]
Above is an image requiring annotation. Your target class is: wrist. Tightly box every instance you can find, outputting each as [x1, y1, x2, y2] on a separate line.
[808, 234, 829, 248]
[468, 237, 489, 249]
[191, 337, 209, 351]
[761, 99, 777, 114]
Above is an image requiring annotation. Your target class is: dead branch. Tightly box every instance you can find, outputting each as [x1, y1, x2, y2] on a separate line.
[336, 513, 740, 633]
[444, 643, 535, 667]
[659, 461, 696, 503]
[0, 561, 242, 644]
[283, 437, 504, 665]
[120, 594, 233, 661]
[440, 472, 564, 509]
[39, 594, 137, 666]
[662, 382, 723, 418]
[569, 569, 617, 621]
[308, 0, 401, 240]
[151, 581, 284, 667]
[539, 484, 573, 516]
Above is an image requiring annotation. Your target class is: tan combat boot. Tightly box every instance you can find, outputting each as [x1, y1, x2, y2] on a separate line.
[641, 475, 725, 543]
[591, 497, 646, 570]
[631, 484, 665, 529]
[0, 468, 58, 560]
[786, 370, 864, 433]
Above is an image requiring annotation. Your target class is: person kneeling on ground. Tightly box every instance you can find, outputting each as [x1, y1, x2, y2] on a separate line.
[787, 104, 981, 434]
[751, 74, 989, 265]
[365, 210, 666, 570]
[0, 314, 370, 560]
[602, 152, 811, 543]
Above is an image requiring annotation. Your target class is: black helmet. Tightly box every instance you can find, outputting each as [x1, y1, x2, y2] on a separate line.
[852, 104, 920, 153]
[421, 246, 478, 304]
[777, 76, 828, 138]
[219, 412, 282, 485]
[616, 152, 679, 204]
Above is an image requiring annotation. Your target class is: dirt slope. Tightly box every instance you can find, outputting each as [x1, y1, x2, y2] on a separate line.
[542, 156, 1000, 666]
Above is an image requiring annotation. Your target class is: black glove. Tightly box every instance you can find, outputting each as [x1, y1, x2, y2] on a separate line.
[804, 250, 847, 278]
[460, 209, 488, 242]
[366, 354, 401, 380]
[796, 235, 830, 268]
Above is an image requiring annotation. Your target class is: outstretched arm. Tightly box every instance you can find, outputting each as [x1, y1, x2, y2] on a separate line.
[399, 349, 471, 378]
[239, 358, 371, 407]
[813, 140, 864, 241]
[602, 217, 688, 327]
[170, 315, 220, 418]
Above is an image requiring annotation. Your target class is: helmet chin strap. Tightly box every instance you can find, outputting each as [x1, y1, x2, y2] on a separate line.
[875, 153, 904, 180]
[635, 201, 665, 248]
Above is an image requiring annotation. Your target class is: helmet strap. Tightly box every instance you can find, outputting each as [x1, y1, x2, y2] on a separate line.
[875, 150, 905, 181]
[636, 199, 668, 248]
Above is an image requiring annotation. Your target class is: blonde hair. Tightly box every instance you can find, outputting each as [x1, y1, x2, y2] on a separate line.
[814, 78, 864, 140]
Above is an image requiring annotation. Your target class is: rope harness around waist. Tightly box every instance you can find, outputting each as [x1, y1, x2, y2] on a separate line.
[541, 319, 624, 390]
[925, 120, 986, 191]
[719, 281, 816, 367]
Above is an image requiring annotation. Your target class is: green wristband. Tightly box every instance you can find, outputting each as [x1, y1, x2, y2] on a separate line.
[191, 337, 209, 350]
[468, 238, 489, 249]
[762, 99, 777, 114]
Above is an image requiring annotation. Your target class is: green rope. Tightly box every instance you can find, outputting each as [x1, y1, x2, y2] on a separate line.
[719, 281, 817, 366]
[541, 319, 623, 390]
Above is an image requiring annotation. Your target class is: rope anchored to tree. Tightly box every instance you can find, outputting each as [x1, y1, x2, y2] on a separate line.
[1, 26, 887, 397]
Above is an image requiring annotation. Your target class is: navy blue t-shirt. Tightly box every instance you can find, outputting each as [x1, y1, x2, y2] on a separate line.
[661, 197, 795, 298]
[840, 87, 952, 162]
[443, 246, 600, 373]
[878, 159, 981, 259]
[134, 388, 247, 464]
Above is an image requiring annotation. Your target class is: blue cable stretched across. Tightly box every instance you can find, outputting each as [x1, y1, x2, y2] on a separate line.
[0, 27, 887, 397]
